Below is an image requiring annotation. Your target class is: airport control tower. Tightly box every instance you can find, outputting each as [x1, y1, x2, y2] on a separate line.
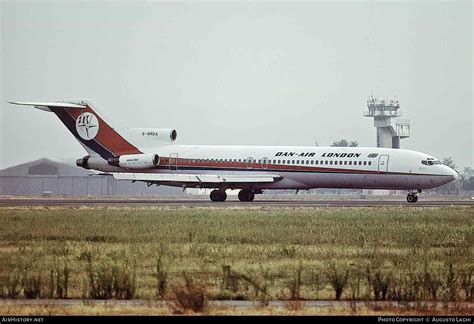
[364, 95, 410, 148]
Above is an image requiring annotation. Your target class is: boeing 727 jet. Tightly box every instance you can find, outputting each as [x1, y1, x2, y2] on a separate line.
[9, 100, 458, 202]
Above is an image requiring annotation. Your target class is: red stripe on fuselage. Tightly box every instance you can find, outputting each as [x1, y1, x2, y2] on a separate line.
[163, 157, 380, 174]
[66, 107, 141, 156]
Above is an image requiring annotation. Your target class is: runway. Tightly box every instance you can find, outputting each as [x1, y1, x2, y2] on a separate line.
[1, 197, 473, 207]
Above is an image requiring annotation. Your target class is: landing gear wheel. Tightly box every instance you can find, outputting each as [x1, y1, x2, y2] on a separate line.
[248, 192, 255, 202]
[407, 193, 417, 203]
[210, 190, 227, 202]
[238, 189, 255, 202]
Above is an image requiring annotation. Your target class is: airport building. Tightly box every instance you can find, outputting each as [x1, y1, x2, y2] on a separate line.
[0, 158, 183, 196]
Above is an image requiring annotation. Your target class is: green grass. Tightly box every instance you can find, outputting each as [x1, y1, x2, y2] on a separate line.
[0, 206, 472, 301]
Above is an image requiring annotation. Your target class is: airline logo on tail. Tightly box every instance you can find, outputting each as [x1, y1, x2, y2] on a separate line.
[75, 112, 99, 140]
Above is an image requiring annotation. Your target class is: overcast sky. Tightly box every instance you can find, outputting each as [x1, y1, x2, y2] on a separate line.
[1, 1, 472, 170]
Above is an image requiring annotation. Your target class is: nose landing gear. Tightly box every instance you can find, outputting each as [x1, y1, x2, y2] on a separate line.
[407, 190, 422, 203]
[406, 193, 418, 203]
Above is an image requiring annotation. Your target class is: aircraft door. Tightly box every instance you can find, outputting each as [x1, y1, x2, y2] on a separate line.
[262, 157, 269, 169]
[246, 157, 254, 169]
[378, 155, 389, 173]
[169, 153, 178, 171]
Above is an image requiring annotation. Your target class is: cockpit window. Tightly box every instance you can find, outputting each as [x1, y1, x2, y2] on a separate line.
[421, 159, 441, 166]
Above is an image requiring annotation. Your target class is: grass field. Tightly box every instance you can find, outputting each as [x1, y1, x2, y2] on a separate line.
[0, 206, 472, 314]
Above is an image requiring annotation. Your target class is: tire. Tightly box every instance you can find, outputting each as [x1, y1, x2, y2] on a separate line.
[413, 195, 418, 203]
[218, 191, 227, 202]
[238, 189, 253, 202]
[210, 190, 220, 202]
[248, 191, 255, 201]
[407, 194, 415, 203]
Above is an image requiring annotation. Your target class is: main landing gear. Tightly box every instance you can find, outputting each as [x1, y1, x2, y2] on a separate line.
[210, 189, 227, 202]
[238, 189, 255, 202]
[209, 189, 258, 202]
[406, 190, 422, 203]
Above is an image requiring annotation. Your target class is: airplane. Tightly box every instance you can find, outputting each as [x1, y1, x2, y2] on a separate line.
[8, 100, 458, 203]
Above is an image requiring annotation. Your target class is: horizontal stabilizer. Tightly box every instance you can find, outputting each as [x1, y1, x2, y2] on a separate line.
[8, 101, 87, 112]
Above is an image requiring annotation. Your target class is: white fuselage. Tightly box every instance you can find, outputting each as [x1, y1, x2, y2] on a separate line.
[87, 145, 458, 191]
[9, 100, 459, 200]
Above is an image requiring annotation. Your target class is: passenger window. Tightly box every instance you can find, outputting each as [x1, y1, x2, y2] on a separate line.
[311, 160, 314, 165]
[278, 160, 281, 164]
[363, 161, 367, 166]
[325, 160, 328, 165]
[315, 160, 318, 165]
[292, 160, 295, 164]
[349, 161, 352, 165]
[368, 161, 371, 166]
[296, 160, 300, 164]
[344, 161, 347, 165]
[330, 161, 333, 165]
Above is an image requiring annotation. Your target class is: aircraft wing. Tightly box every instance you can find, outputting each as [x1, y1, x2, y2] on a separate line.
[109, 172, 283, 186]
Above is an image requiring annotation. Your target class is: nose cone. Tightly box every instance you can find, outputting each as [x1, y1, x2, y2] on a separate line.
[445, 166, 458, 180]
[451, 168, 459, 180]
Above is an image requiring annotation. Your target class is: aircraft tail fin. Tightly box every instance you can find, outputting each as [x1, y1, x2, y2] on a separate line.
[8, 100, 142, 160]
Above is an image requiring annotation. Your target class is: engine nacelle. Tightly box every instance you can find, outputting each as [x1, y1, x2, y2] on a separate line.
[76, 155, 111, 170]
[128, 128, 177, 147]
[107, 153, 160, 169]
[76, 155, 91, 169]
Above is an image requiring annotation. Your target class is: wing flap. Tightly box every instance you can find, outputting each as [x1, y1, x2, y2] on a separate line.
[111, 172, 282, 184]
